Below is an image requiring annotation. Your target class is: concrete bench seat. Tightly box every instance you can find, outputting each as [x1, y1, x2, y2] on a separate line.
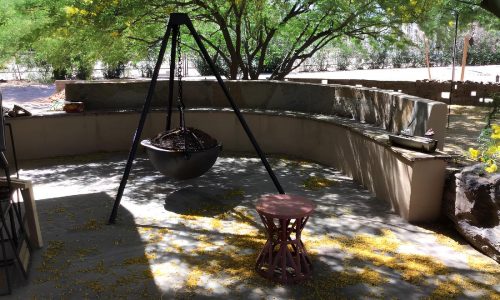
[7, 107, 449, 223]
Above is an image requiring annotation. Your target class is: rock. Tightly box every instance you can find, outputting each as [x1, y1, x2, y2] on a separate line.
[443, 164, 500, 263]
[456, 164, 499, 227]
[455, 220, 500, 263]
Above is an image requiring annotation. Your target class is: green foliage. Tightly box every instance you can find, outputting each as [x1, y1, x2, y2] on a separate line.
[193, 55, 228, 78]
[468, 93, 499, 173]
[0, 0, 498, 81]
[52, 68, 68, 80]
[468, 29, 500, 65]
[261, 48, 286, 74]
[103, 62, 125, 79]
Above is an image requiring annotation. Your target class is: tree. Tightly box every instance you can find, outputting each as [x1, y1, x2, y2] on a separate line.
[129, 0, 434, 80]
[2, 0, 497, 81]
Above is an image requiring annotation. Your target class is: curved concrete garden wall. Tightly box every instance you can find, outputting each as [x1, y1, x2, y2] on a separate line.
[8, 110, 448, 223]
[287, 78, 500, 107]
[63, 80, 447, 149]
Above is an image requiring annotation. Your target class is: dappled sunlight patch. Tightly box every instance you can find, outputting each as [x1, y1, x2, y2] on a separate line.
[358, 267, 387, 286]
[276, 157, 317, 170]
[185, 266, 205, 290]
[428, 273, 500, 299]
[167, 229, 269, 293]
[122, 252, 157, 266]
[467, 255, 499, 275]
[301, 229, 499, 298]
[195, 236, 217, 253]
[138, 226, 172, 244]
[210, 218, 223, 230]
[466, 256, 500, 288]
[393, 253, 448, 284]
[433, 233, 466, 252]
[430, 279, 461, 299]
[227, 207, 258, 227]
[180, 214, 200, 221]
[304, 230, 449, 284]
[303, 175, 337, 190]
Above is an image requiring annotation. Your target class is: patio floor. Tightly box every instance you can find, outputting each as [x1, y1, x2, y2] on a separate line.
[5, 153, 499, 299]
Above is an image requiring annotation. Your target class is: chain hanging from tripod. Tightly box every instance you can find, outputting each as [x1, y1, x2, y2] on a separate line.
[176, 28, 186, 131]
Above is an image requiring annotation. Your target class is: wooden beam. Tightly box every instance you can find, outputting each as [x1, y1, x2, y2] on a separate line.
[0, 178, 43, 248]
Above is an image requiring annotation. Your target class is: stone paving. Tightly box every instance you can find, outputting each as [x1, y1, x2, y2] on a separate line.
[4, 153, 499, 299]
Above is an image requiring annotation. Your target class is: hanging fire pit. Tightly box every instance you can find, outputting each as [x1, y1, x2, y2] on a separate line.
[141, 128, 221, 180]
[108, 13, 284, 224]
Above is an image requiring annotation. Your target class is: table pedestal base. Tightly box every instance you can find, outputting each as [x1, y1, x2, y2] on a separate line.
[255, 214, 312, 284]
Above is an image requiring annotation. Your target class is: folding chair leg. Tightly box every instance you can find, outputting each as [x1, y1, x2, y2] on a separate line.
[0, 213, 27, 279]
[0, 228, 11, 295]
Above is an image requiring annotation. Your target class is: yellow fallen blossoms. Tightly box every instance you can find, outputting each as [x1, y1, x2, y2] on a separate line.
[492, 124, 500, 140]
[468, 123, 499, 173]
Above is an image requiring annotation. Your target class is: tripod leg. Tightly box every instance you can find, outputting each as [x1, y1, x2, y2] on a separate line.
[185, 18, 285, 195]
[108, 20, 174, 224]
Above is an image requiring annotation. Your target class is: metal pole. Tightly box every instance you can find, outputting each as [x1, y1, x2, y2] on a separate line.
[447, 12, 459, 128]
[184, 16, 285, 194]
[108, 21, 173, 224]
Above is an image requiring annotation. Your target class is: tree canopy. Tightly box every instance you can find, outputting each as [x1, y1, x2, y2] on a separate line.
[0, 0, 498, 80]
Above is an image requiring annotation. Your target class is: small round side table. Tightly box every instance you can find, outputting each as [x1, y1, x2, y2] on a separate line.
[255, 194, 315, 284]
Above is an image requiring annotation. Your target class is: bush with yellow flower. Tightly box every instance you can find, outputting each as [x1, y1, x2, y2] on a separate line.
[469, 123, 500, 173]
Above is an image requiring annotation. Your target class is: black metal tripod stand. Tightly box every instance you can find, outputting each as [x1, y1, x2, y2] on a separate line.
[108, 13, 285, 224]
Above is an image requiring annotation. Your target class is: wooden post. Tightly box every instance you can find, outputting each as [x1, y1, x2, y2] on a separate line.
[425, 38, 431, 80]
[460, 34, 472, 82]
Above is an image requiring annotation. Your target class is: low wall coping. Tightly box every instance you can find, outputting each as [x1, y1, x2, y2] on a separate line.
[12, 107, 451, 163]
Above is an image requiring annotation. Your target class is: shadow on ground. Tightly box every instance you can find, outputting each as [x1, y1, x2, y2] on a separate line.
[10, 192, 161, 299]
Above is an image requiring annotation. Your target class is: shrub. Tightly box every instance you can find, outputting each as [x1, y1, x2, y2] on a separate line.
[468, 94, 499, 173]
[193, 55, 228, 78]
[103, 62, 125, 79]
[52, 68, 68, 80]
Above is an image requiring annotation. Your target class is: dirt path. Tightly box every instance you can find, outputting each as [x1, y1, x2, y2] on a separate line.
[0, 81, 59, 113]
[286, 65, 500, 83]
[444, 105, 491, 160]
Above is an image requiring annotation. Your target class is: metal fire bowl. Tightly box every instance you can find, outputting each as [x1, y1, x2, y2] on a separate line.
[141, 139, 222, 180]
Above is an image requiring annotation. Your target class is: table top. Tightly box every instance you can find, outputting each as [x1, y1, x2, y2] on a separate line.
[256, 194, 315, 219]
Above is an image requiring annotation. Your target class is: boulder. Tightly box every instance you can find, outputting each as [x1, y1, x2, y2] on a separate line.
[444, 164, 500, 263]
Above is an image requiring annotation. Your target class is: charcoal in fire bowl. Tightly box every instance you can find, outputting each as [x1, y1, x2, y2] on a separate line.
[389, 134, 438, 153]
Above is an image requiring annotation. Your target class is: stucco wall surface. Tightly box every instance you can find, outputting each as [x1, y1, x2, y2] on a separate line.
[63, 80, 447, 149]
[8, 110, 447, 222]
